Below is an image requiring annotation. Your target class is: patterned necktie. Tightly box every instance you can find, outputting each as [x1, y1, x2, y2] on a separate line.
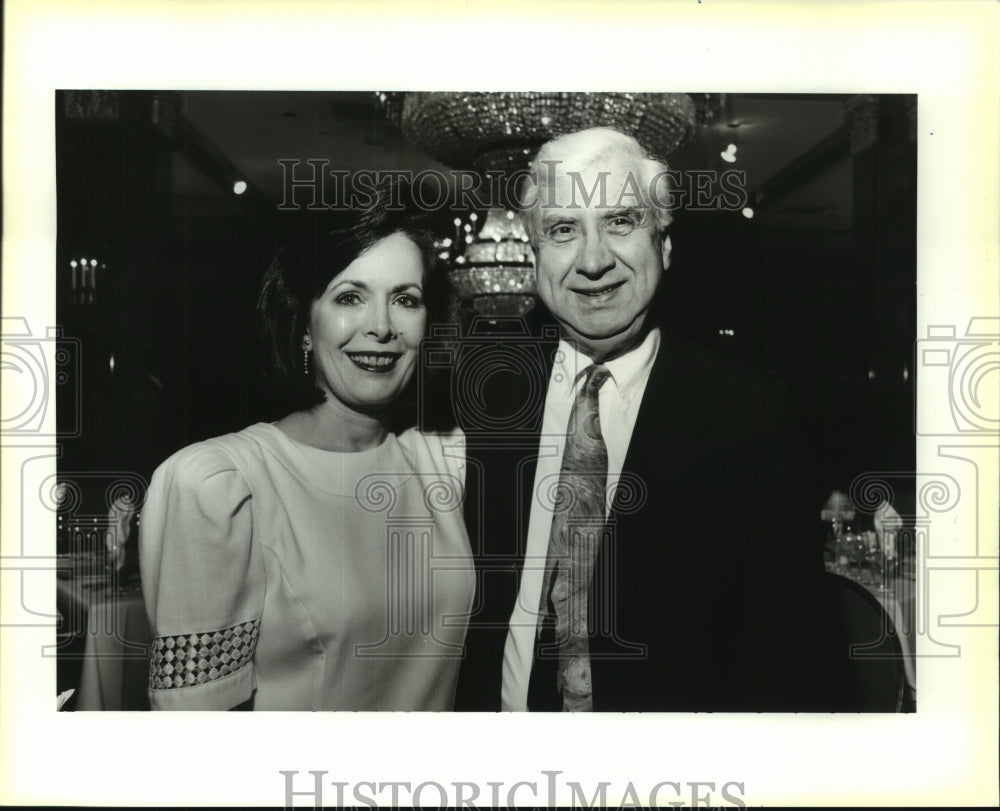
[533, 364, 610, 711]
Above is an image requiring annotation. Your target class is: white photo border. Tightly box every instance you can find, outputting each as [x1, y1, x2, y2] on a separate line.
[2, 0, 998, 807]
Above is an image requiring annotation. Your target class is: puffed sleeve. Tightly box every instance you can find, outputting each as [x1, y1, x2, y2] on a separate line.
[438, 426, 466, 486]
[397, 426, 466, 488]
[139, 441, 264, 710]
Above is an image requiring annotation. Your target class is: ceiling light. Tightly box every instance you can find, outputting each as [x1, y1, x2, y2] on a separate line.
[382, 92, 701, 177]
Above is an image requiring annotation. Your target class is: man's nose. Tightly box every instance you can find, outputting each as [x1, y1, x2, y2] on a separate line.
[365, 301, 396, 342]
[576, 230, 615, 277]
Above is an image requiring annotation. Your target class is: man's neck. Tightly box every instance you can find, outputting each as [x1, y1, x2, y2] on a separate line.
[563, 320, 654, 364]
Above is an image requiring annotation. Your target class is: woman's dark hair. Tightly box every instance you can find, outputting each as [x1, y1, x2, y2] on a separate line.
[257, 181, 446, 416]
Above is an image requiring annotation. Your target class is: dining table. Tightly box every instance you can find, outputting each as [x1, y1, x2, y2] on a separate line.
[56, 554, 151, 711]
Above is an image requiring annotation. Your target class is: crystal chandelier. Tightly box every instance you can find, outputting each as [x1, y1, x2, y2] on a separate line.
[382, 91, 700, 175]
[446, 208, 536, 316]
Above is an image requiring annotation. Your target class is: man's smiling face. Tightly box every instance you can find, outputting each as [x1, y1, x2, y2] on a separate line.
[533, 159, 669, 362]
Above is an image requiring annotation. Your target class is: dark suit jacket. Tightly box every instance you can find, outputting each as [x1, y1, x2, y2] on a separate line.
[447, 318, 828, 711]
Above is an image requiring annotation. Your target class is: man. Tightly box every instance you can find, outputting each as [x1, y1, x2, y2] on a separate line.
[453, 127, 826, 711]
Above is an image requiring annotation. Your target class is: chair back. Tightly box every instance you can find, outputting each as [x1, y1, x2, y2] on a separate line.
[821, 571, 905, 712]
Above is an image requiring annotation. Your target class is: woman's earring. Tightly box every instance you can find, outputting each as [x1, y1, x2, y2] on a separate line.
[302, 339, 312, 376]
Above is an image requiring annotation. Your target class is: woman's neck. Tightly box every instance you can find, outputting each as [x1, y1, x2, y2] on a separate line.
[275, 399, 389, 452]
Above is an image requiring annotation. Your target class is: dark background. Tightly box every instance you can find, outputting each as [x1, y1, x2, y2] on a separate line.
[55, 91, 916, 526]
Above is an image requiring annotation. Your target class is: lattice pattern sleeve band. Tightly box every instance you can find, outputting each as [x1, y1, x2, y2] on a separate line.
[149, 618, 260, 690]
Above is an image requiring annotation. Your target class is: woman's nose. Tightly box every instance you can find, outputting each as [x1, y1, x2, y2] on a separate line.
[365, 301, 396, 341]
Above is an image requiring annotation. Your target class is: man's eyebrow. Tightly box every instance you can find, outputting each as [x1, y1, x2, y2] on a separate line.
[603, 206, 647, 219]
[540, 212, 579, 229]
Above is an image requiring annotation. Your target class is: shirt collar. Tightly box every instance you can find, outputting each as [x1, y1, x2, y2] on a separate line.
[553, 328, 661, 405]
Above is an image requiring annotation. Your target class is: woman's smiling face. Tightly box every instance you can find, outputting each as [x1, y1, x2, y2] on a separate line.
[305, 231, 427, 413]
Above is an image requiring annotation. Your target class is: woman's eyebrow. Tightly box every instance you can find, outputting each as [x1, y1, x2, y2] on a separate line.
[328, 280, 423, 293]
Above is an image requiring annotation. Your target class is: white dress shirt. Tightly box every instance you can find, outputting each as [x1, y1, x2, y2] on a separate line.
[500, 328, 661, 710]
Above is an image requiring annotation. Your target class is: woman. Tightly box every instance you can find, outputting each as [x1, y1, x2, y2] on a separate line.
[139, 190, 472, 710]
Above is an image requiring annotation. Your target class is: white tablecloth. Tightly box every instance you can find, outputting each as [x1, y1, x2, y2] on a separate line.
[56, 574, 151, 711]
[866, 576, 916, 697]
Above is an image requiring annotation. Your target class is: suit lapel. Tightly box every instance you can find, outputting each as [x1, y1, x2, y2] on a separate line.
[610, 332, 721, 522]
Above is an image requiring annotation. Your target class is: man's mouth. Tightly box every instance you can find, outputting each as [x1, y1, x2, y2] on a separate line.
[345, 352, 402, 373]
[573, 280, 625, 298]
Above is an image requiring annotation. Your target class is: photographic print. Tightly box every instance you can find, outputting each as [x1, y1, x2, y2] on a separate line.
[51, 89, 917, 716]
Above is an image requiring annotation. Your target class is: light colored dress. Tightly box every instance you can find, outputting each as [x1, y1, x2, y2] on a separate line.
[139, 422, 472, 711]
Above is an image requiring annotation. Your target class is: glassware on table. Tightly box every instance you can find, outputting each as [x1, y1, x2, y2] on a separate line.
[832, 536, 849, 576]
[820, 490, 856, 569]
[821, 516, 845, 551]
[857, 530, 877, 585]
[867, 545, 896, 593]
[826, 516, 853, 575]
[846, 531, 865, 581]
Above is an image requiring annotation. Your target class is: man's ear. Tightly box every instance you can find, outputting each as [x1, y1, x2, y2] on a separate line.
[661, 233, 672, 270]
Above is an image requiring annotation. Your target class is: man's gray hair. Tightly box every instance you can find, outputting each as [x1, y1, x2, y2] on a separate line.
[518, 126, 673, 245]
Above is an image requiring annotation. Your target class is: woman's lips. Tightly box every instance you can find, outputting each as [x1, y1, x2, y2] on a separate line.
[345, 352, 402, 372]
